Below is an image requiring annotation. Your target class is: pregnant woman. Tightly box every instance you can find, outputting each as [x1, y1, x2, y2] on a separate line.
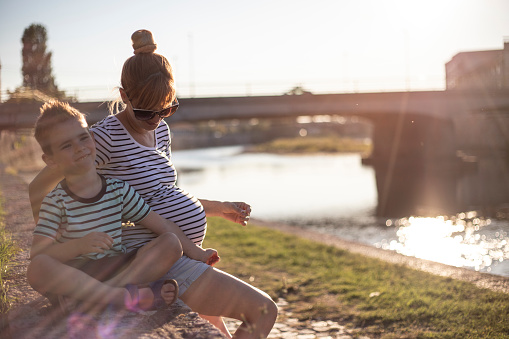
[29, 29, 277, 339]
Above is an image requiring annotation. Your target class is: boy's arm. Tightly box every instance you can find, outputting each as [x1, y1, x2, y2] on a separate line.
[138, 211, 218, 264]
[30, 233, 114, 262]
[29, 166, 64, 223]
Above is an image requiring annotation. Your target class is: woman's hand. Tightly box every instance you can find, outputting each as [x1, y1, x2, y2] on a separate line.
[201, 200, 251, 226]
[221, 201, 251, 226]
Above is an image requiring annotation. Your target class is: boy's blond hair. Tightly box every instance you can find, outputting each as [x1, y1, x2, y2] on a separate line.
[34, 101, 88, 155]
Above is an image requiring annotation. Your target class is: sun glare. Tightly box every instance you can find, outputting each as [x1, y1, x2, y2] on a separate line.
[377, 212, 509, 272]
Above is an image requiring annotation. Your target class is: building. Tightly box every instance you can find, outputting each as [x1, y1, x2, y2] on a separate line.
[445, 39, 509, 90]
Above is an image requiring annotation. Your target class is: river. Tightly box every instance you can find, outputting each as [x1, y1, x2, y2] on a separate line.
[172, 146, 509, 278]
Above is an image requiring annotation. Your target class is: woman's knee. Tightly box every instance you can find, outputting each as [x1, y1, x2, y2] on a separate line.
[251, 294, 278, 324]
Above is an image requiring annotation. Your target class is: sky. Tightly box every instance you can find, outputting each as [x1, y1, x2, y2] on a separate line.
[1, 0, 508, 102]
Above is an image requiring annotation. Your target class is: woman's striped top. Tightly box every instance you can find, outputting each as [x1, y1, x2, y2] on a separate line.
[33, 175, 151, 260]
[90, 115, 207, 250]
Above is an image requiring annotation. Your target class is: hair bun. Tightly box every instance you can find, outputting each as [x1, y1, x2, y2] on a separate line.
[132, 29, 157, 54]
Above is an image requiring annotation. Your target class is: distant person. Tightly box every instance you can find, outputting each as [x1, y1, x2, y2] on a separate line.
[29, 30, 277, 338]
[27, 100, 189, 312]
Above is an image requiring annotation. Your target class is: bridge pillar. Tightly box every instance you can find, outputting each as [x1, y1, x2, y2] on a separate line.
[367, 113, 459, 217]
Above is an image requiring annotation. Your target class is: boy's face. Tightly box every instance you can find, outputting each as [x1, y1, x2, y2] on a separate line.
[42, 119, 96, 175]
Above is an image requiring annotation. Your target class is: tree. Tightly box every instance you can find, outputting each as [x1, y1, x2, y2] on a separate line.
[7, 23, 71, 102]
[22, 24, 57, 92]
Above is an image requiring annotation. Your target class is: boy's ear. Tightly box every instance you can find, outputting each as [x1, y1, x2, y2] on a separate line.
[42, 153, 57, 168]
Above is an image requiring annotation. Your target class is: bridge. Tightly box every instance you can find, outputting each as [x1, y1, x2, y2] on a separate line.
[2, 89, 509, 216]
[2, 89, 508, 159]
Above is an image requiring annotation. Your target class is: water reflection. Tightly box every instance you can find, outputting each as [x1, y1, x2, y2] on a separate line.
[377, 212, 509, 274]
[174, 146, 378, 220]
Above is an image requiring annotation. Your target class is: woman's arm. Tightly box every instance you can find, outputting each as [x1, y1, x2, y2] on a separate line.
[28, 166, 64, 223]
[200, 200, 251, 226]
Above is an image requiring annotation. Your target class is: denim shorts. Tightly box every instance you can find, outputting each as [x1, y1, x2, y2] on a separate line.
[164, 255, 210, 296]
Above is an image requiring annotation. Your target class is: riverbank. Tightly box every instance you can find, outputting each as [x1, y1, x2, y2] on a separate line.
[244, 135, 372, 155]
[2, 167, 509, 338]
[206, 217, 509, 338]
[6, 130, 509, 279]
[1, 131, 509, 338]
[248, 218, 509, 294]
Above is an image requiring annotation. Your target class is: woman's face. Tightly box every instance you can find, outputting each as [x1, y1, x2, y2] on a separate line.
[131, 99, 179, 131]
[123, 92, 171, 132]
[132, 106, 164, 131]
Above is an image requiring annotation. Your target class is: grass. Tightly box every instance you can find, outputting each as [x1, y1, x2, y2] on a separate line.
[203, 217, 509, 338]
[248, 135, 372, 155]
[0, 193, 18, 315]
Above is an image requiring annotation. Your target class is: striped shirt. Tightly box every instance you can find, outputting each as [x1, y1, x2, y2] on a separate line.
[90, 115, 207, 250]
[33, 176, 151, 260]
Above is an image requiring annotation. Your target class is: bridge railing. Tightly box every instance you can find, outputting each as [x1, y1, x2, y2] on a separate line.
[1, 89, 508, 129]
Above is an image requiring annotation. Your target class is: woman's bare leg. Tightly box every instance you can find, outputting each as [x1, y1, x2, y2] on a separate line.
[200, 315, 232, 338]
[177, 267, 277, 339]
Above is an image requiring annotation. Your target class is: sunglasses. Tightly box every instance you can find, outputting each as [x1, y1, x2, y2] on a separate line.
[132, 99, 179, 121]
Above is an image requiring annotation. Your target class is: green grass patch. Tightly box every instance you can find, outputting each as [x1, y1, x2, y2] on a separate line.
[249, 136, 372, 155]
[0, 192, 18, 314]
[203, 217, 509, 338]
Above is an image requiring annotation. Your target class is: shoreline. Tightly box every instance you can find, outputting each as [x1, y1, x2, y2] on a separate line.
[3, 133, 508, 286]
[8, 165, 509, 295]
[2, 166, 509, 338]
[250, 217, 509, 294]
[8, 164, 509, 295]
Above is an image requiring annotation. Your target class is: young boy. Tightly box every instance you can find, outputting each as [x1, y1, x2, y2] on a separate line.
[27, 100, 217, 311]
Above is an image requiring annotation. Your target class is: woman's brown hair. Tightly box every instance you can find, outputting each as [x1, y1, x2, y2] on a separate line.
[120, 30, 176, 110]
